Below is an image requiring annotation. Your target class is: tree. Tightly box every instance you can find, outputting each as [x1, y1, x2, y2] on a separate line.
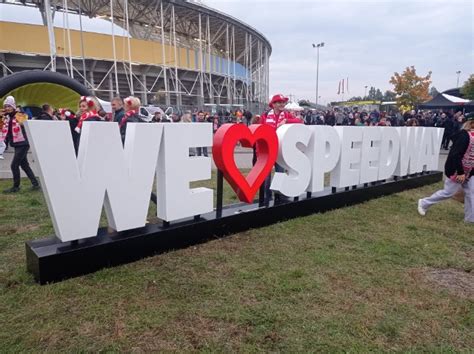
[383, 90, 396, 101]
[367, 86, 376, 100]
[375, 89, 383, 100]
[348, 96, 363, 102]
[366, 87, 383, 101]
[429, 86, 439, 97]
[460, 74, 474, 100]
[389, 66, 432, 110]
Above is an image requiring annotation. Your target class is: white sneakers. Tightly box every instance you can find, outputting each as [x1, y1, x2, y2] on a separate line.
[0, 155, 4, 160]
[417, 199, 427, 216]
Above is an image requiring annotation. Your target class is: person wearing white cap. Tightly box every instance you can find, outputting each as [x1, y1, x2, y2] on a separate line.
[0, 96, 39, 193]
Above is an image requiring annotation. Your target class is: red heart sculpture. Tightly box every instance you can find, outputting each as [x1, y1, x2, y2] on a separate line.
[212, 124, 278, 203]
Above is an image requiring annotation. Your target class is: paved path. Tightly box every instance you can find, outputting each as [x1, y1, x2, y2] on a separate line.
[0, 147, 255, 179]
[0, 147, 447, 179]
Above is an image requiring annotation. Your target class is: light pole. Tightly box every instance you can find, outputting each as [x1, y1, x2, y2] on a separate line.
[312, 42, 324, 106]
[456, 70, 461, 87]
[364, 85, 368, 99]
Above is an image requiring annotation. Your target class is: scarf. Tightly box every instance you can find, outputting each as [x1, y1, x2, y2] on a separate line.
[75, 110, 98, 133]
[462, 131, 474, 177]
[119, 109, 139, 128]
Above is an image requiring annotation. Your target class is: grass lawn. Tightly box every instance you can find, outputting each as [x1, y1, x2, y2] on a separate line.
[0, 174, 473, 351]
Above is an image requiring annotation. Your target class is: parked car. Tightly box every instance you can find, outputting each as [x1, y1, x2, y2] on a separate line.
[140, 106, 165, 122]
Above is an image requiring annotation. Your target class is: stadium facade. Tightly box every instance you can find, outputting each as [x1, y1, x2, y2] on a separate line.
[0, 0, 272, 112]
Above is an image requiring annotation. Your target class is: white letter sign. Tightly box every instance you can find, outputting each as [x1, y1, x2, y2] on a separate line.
[25, 121, 163, 242]
[157, 123, 213, 221]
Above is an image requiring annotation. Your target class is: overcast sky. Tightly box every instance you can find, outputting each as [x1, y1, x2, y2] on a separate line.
[206, 0, 474, 104]
[1, 1, 472, 104]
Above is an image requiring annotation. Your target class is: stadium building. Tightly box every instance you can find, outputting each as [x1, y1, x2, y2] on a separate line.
[0, 0, 271, 112]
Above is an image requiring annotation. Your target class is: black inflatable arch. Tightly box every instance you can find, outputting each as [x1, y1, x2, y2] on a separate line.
[0, 71, 91, 114]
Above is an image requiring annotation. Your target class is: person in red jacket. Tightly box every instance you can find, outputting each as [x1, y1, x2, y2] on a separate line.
[259, 94, 302, 129]
[259, 94, 302, 204]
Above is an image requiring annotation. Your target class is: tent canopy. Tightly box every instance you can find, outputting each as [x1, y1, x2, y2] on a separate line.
[419, 93, 472, 109]
[285, 101, 304, 111]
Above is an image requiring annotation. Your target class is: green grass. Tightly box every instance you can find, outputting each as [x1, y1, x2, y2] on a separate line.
[0, 175, 473, 351]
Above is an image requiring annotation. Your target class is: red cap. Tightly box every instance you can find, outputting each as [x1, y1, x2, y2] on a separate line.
[269, 94, 289, 108]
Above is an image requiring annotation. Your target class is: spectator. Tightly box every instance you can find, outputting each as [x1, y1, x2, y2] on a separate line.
[181, 111, 192, 123]
[59, 108, 80, 154]
[1, 96, 40, 193]
[212, 113, 220, 133]
[325, 110, 336, 126]
[406, 118, 419, 126]
[377, 117, 388, 126]
[452, 113, 464, 139]
[441, 113, 454, 149]
[0, 112, 5, 159]
[335, 108, 344, 125]
[119, 96, 144, 143]
[171, 113, 181, 122]
[152, 111, 162, 123]
[259, 93, 302, 203]
[196, 111, 208, 157]
[112, 97, 125, 124]
[244, 109, 252, 126]
[75, 96, 101, 135]
[369, 109, 380, 124]
[36, 104, 55, 120]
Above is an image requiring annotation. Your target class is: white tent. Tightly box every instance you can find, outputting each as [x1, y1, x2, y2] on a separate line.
[285, 101, 304, 111]
[97, 98, 112, 113]
[442, 93, 471, 104]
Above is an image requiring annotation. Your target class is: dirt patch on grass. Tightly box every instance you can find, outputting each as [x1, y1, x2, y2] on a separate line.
[134, 316, 250, 351]
[0, 223, 40, 236]
[16, 224, 40, 234]
[415, 268, 474, 299]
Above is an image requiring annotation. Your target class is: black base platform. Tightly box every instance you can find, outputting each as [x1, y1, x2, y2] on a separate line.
[26, 171, 442, 284]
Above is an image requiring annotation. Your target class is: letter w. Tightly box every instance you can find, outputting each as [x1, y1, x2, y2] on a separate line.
[25, 121, 163, 242]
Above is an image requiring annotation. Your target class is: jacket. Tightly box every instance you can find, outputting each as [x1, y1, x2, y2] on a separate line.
[0, 111, 29, 147]
[36, 111, 54, 120]
[444, 130, 474, 178]
[119, 110, 144, 142]
[259, 109, 302, 130]
[113, 107, 125, 123]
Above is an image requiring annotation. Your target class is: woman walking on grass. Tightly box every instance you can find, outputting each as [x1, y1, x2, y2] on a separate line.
[418, 115, 474, 223]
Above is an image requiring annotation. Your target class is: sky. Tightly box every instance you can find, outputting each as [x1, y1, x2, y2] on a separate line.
[0, 4, 128, 36]
[1, 1, 473, 105]
[205, 0, 474, 104]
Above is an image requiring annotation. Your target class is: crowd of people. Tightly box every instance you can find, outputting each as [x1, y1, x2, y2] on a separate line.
[0, 92, 473, 222]
[298, 107, 468, 151]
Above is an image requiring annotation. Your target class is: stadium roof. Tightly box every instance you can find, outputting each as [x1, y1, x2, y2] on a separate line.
[0, 0, 272, 55]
